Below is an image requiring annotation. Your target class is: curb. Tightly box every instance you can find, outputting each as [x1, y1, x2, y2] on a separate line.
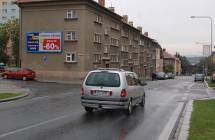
[176, 100, 193, 140]
[0, 92, 29, 103]
[168, 101, 188, 140]
[34, 79, 82, 86]
[157, 101, 187, 140]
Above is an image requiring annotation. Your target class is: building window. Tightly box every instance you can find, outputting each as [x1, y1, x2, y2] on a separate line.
[110, 38, 119, 47]
[2, 16, 6, 20]
[139, 40, 144, 46]
[66, 31, 76, 41]
[66, 53, 76, 63]
[111, 22, 120, 30]
[2, 2, 7, 6]
[121, 46, 125, 52]
[11, 9, 16, 12]
[104, 45, 108, 53]
[10, 1, 14, 5]
[111, 55, 119, 62]
[104, 27, 109, 35]
[134, 35, 138, 41]
[67, 9, 77, 19]
[95, 15, 102, 24]
[121, 45, 128, 52]
[94, 33, 102, 43]
[2, 9, 7, 13]
[129, 53, 132, 59]
[121, 29, 129, 38]
[11, 16, 15, 20]
[93, 54, 101, 63]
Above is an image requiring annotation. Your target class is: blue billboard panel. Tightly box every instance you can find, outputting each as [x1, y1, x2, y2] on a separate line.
[26, 32, 62, 53]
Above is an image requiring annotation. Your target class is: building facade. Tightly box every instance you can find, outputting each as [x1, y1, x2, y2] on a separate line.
[18, 0, 163, 82]
[163, 50, 181, 75]
[0, 0, 19, 24]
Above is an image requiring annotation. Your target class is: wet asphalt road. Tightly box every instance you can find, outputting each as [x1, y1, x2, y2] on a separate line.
[0, 76, 209, 140]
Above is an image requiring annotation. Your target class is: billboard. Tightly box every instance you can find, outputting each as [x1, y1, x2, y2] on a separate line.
[203, 45, 210, 57]
[26, 32, 62, 53]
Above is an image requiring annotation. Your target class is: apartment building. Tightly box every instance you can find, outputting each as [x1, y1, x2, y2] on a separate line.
[17, 0, 163, 82]
[0, 0, 19, 23]
[163, 50, 181, 75]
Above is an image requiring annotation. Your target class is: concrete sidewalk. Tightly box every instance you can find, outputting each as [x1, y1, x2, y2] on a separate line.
[0, 83, 29, 93]
[0, 82, 30, 102]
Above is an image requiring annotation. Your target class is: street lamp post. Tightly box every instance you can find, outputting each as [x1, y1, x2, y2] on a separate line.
[195, 42, 210, 75]
[190, 16, 213, 75]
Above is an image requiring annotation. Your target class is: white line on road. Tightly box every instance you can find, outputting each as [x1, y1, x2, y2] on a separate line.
[157, 103, 184, 140]
[0, 113, 76, 138]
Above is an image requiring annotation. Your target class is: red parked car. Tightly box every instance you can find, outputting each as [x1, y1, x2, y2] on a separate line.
[212, 72, 215, 81]
[2, 68, 36, 81]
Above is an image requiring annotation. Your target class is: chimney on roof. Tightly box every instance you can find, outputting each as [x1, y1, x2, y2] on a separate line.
[98, 0, 105, 7]
[144, 32, 148, 37]
[108, 7, 115, 12]
[137, 26, 142, 33]
[122, 15, 128, 23]
[128, 21, 133, 26]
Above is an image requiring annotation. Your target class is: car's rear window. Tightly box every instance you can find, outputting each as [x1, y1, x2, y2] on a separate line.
[196, 74, 204, 77]
[85, 72, 120, 87]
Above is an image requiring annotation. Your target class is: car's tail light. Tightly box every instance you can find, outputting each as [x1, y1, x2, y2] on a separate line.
[120, 89, 127, 97]
[80, 87, 84, 96]
[109, 91, 113, 96]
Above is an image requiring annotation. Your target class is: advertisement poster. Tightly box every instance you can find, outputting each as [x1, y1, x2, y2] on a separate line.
[26, 32, 62, 53]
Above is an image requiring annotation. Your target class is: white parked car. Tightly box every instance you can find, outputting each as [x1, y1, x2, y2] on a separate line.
[81, 68, 147, 115]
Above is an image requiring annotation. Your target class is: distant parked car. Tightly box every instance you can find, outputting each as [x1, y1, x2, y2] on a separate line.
[167, 73, 175, 79]
[2, 68, 35, 81]
[81, 68, 146, 115]
[157, 72, 167, 80]
[194, 74, 204, 82]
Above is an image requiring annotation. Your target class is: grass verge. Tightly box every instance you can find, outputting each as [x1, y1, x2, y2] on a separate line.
[188, 100, 215, 140]
[206, 79, 215, 88]
[0, 93, 22, 100]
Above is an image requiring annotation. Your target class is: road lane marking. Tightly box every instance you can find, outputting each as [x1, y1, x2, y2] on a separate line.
[0, 113, 77, 138]
[182, 97, 187, 100]
[157, 103, 184, 140]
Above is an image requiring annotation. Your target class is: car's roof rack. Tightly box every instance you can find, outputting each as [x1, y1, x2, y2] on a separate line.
[97, 68, 125, 72]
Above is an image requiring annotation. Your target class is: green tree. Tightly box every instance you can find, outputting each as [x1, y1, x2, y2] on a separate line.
[176, 53, 191, 75]
[164, 64, 174, 73]
[0, 24, 9, 64]
[5, 19, 19, 66]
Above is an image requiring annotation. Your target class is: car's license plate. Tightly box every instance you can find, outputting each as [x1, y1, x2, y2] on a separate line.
[93, 91, 108, 96]
[84, 103, 99, 108]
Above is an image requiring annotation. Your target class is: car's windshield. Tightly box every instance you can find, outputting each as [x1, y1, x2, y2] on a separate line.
[85, 72, 120, 87]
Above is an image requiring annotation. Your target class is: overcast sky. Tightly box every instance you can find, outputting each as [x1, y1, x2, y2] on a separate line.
[96, 0, 215, 56]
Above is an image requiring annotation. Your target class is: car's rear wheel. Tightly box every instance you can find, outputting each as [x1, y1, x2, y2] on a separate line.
[85, 107, 94, 113]
[125, 99, 133, 115]
[3, 75, 7, 79]
[22, 76, 27, 81]
[140, 95, 145, 107]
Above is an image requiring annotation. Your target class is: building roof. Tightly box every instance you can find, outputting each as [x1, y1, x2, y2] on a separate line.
[17, 0, 147, 35]
[163, 51, 181, 62]
[163, 51, 175, 59]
